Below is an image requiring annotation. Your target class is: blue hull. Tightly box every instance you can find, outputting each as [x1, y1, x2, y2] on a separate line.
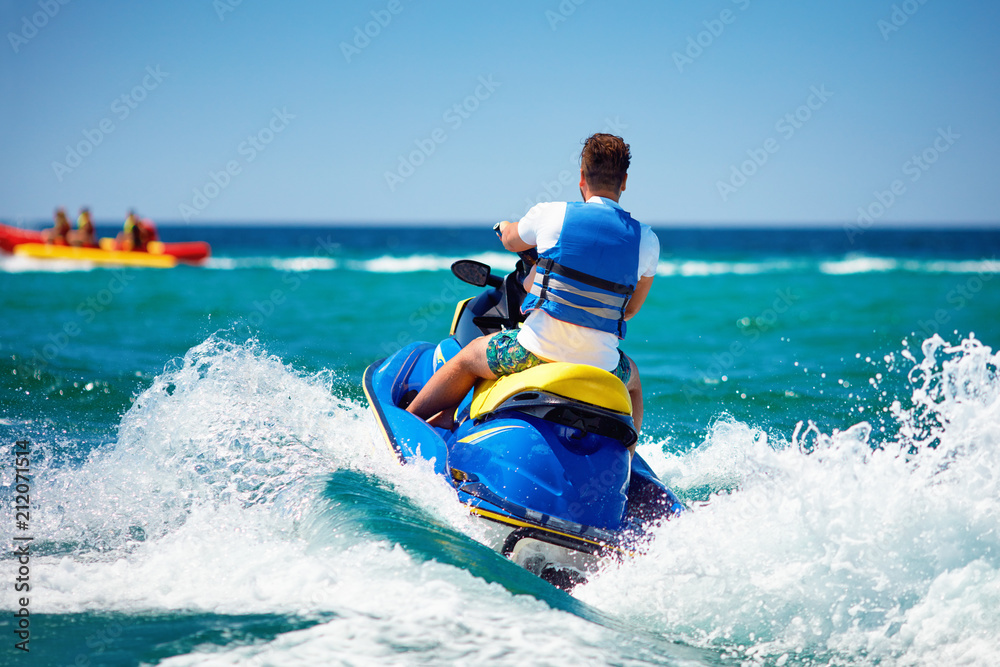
[363, 340, 683, 575]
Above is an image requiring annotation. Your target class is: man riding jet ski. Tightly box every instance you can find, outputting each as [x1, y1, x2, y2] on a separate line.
[407, 133, 658, 438]
[364, 134, 681, 587]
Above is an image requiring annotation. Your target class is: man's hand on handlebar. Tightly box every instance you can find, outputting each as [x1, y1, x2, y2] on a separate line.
[493, 220, 512, 241]
[494, 220, 536, 267]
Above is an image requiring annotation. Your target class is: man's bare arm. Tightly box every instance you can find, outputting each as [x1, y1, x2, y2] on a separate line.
[499, 220, 534, 252]
[522, 263, 537, 293]
[624, 275, 654, 320]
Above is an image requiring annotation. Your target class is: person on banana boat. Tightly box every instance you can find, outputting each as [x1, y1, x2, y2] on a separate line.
[68, 207, 97, 247]
[42, 207, 71, 244]
[118, 210, 159, 251]
[122, 210, 143, 250]
[406, 133, 659, 443]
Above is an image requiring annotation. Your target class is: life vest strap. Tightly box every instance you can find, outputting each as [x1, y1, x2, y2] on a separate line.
[529, 284, 627, 320]
[536, 257, 634, 296]
[534, 256, 633, 336]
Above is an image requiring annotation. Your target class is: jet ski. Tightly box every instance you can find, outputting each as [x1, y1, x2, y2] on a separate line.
[362, 252, 683, 588]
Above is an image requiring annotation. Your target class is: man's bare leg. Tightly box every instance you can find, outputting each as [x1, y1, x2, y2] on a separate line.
[625, 354, 643, 433]
[406, 335, 496, 422]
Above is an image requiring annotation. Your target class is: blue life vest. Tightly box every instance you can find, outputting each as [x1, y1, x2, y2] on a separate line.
[521, 199, 642, 339]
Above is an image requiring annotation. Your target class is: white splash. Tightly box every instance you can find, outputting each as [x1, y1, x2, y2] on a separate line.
[0, 336, 691, 665]
[657, 259, 804, 277]
[819, 256, 899, 275]
[347, 251, 514, 274]
[0, 254, 98, 273]
[580, 335, 1000, 666]
[204, 257, 338, 271]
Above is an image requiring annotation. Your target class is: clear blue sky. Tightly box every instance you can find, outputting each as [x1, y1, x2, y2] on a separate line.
[1, 0, 998, 226]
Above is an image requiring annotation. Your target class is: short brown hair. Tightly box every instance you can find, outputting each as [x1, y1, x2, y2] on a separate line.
[581, 133, 630, 192]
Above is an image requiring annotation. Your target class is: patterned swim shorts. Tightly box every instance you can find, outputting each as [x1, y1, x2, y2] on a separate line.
[484, 329, 632, 384]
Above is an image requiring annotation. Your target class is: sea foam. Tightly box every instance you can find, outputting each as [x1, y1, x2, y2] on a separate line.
[580, 334, 1000, 665]
[5, 336, 693, 665]
[7, 334, 998, 666]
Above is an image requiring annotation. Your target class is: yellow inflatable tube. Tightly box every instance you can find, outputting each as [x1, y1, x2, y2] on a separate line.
[13, 243, 178, 268]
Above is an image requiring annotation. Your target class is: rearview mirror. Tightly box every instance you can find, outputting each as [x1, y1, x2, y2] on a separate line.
[451, 260, 492, 287]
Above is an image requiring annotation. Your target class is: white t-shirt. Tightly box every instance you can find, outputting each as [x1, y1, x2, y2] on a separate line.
[514, 196, 659, 370]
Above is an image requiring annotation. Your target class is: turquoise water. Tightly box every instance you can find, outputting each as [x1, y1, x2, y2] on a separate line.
[1, 225, 999, 665]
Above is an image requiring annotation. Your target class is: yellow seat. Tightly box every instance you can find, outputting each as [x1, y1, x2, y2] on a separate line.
[470, 362, 632, 419]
